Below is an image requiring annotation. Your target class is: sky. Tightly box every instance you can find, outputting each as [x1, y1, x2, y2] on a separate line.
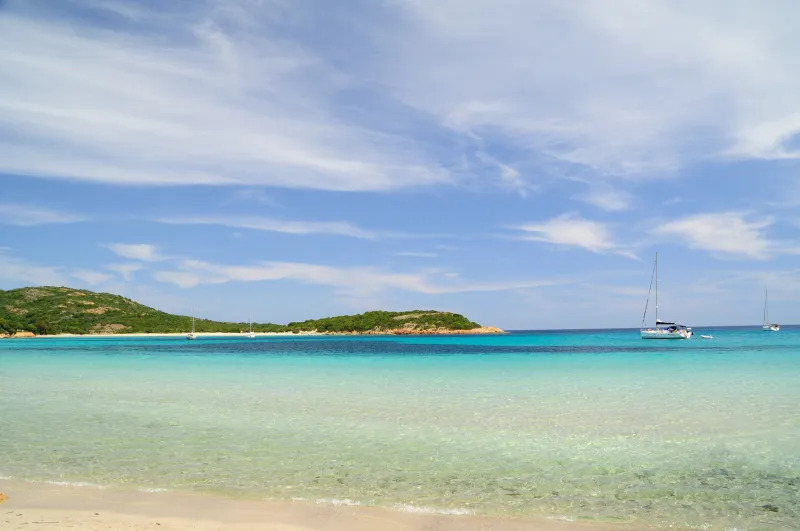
[1, 0, 799, 330]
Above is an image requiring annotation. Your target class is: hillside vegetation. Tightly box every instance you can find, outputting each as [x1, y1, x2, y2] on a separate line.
[0, 286, 488, 335]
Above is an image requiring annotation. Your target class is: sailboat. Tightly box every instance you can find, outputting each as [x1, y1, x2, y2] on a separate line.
[762, 288, 780, 332]
[246, 313, 256, 339]
[640, 252, 692, 340]
[186, 313, 197, 340]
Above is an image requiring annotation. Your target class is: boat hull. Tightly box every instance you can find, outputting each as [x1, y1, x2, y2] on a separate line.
[762, 325, 780, 332]
[640, 329, 691, 340]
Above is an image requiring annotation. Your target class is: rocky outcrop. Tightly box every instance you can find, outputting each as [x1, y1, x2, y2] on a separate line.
[10, 331, 36, 338]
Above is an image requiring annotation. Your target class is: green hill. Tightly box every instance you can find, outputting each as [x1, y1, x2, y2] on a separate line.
[0, 286, 492, 336]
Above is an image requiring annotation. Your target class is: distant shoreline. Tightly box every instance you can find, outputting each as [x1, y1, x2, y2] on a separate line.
[3, 326, 505, 339]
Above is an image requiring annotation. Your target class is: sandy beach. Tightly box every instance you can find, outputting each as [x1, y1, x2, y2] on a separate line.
[32, 331, 317, 338]
[23, 328, 504, 339]
[1, 481, 646, 531]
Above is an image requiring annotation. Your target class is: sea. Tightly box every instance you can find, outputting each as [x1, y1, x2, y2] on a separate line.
[1, 328, 799, 530]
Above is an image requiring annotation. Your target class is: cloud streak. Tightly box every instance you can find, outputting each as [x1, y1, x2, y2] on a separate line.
[105, 243, 163, 262]
[0, 2, 447, 191]
[156, 216, 380, 239]
[0, 203, 87, 226]
[377, 0, 800, 182]
[154, 258, 560, 295]
[513, 213, 636, 258]
[654, 212, 782, 260]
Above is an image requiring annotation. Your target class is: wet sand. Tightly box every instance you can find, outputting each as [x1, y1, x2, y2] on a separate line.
[1, 481, 649, 531]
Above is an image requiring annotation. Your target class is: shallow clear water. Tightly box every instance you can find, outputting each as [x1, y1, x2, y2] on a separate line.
[1, 328, 799, 529]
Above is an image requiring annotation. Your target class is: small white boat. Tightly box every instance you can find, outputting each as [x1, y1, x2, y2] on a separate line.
[640, 253, 691, 340]
[246, 313, 256, 339]
[186, 313, 197, 340]
[762, 288, 779, 332]
[700, 335, 713, 339]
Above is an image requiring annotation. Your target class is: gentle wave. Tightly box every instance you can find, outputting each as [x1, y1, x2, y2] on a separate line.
[43, 480, 109, 489]
[290, 497, 473, 516]
[393, 503, 474, 516]
[2, 475, 169, 493]
[314, 498, 362, 507]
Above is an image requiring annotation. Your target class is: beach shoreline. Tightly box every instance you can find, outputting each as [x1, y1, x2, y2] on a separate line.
[0, 480, 649, 531]
[5, 326, 506, 339]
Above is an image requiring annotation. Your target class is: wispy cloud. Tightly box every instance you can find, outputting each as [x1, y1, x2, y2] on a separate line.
[0, 203, 87, 226]
[0, 3, 448, 191]
[155, 215, 454, 240]
[0, 253, 69, 286]
[393, 251, 440, 258]
[225, 189, 279, 206]
[108, 263, 145, 281]
[156, 216, 379, 239]
[6, 0, 795, 202]
[378, 1, 800, 181]
[72, 269, 113, 286]
[697, 267, 800, 297]
[574, 185, 633, 212]
[105, 244, 163, 262]
[154, 258, 561, 295]
[513, 213, 636, 258]
[654, 212, 777, 259]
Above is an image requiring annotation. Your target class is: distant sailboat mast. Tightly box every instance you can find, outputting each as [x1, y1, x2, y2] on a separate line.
[763, 288, 780, 331]
[186, 308, 197, 340]
[246, 312, 256, 338]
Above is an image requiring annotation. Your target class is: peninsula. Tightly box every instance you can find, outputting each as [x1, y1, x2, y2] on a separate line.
[0, 286, 503, 337]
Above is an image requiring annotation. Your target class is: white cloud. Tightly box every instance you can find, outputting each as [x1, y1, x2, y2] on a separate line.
[156, 216, 379, 239]
[575, 185, 633, 212]
[225, 189, 278, 206]
[154, 258, 560, 295]
[514, 213, 635, 257]
[72, 269, 113, 286]
[377, 0, 800, 178]
[0, 4, 448, 191]
[393, 251, 439, 258]
[654, 212, 776, 259]
[0, 254, 69, 286]
[106, 244, 163, 262]
[108, 263, 145, 281]
[153, 271, 208, 289]
[0, 203, 87, 226]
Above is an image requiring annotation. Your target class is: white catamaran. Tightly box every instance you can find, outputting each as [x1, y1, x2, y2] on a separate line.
[640, 253, 692, 340]
[762, 288, 780, 332]
[186, 313, 197, 340]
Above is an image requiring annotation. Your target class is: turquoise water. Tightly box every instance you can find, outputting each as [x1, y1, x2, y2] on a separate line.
[1, 329, 799, 529]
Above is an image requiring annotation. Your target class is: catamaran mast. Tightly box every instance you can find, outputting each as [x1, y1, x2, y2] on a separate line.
[764, 288, 768, 325]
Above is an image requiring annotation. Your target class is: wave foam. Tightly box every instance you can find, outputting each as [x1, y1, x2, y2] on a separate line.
[546, 515, 576, 522]
[315, 498, 362, 507]
[393, 503, 473, 516]
[43, 480, 109, 489]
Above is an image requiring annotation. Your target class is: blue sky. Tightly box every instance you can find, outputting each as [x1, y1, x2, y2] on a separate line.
[1, 0, 799, 329]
